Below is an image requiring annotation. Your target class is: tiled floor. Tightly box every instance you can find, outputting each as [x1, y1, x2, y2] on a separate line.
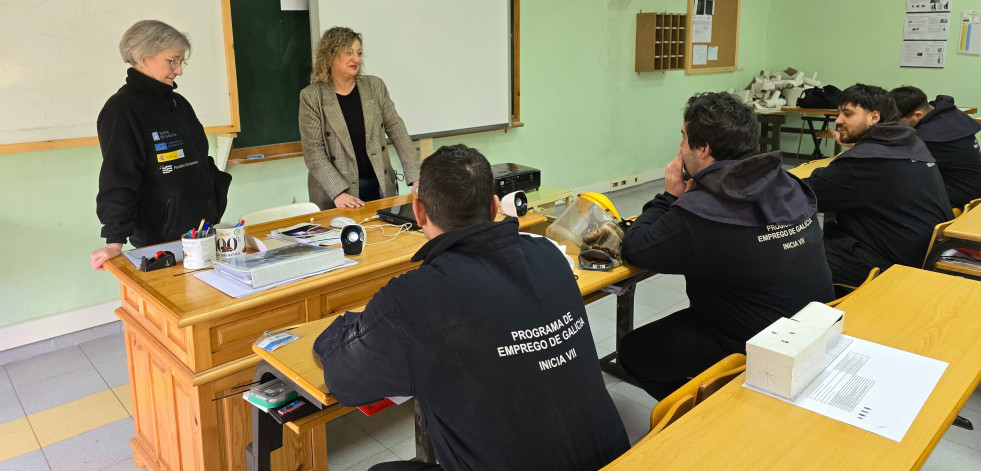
[2, 181, 980, 470]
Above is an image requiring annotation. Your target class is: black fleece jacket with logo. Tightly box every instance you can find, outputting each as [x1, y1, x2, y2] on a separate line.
[622, 152, 834, 351]
[314, 218, 628, 471]
[96, 68, 231, 247]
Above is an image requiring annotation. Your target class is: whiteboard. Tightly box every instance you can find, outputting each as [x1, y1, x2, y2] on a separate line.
[313, 0, 511, 138]
[0, 0, 236, 150]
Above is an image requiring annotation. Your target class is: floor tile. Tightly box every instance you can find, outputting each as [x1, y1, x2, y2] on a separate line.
[601, 371, 623, 390]
[584, 296, 616, 321]
[99, 457, 142, 471]
[922, 439, 981, 471]
[344, 449, 401, 471]
[110, 385, 132, 416]
[0, 416, 40, 462]
[93, 356, 129, 388]
[0, 449, 49, 471]
[16, 366, 109, 415]
[42, 417, 134, 471]
[0, 389, 25, 424]
[5, 347, 93, 387]
[323, 415, 387, 471]
[28, 389, 129, 447]
[0, 367, 11, 392]
[388, 436, 417, 461]
[79, 333, 126, 365]
[634, 283, 688, 312]
[942, 405, 981, 451]
[648, 274, 687, 292]
[346, 401, 415, 448]
[607, 391, 652, 445]
[609, 380, 656, 411]
[594, 336, 616, 359]
[587, 308, 618, 339]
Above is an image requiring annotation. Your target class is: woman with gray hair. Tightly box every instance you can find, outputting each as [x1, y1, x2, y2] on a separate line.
[299, 26, 419, 209]
[90, 20, 231, 270]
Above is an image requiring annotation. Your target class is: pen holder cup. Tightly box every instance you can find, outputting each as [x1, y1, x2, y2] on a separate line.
[182, 232, 217, 269]
[214, 222, 246, 260]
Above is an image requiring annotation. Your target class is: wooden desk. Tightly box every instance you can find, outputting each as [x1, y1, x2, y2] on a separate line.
[602, 266, 981, 470]
[103, 195, 544, 471]
[923, 204, 981, 279]
[788, 156, 835, 179]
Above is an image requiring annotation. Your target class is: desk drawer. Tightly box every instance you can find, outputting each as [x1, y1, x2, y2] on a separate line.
[209, 300, 306, 366]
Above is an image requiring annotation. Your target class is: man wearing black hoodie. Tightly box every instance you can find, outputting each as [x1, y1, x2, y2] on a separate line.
[804, 84, 953, 289]
[313, 145, 628, 471]
[890, 86, 981, 209]
[618, 92, 834, 400]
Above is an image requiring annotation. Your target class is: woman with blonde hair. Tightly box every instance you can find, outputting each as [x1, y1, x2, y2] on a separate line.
[299, 27, 419, 209]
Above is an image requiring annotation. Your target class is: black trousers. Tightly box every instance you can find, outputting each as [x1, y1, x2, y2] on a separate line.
[823, 222, 892, 290]
[617, 308, 734, 400]
[369, 462, 441, 471]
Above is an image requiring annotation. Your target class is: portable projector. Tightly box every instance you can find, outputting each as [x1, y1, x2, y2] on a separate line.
[491, 163, 541, 198]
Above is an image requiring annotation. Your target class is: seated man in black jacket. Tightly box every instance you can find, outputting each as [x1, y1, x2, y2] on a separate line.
[313, 144, 628, 471]
[890, 85, 981, 209]
[804, 84, 953, 289]
[618, 92, 834, 400]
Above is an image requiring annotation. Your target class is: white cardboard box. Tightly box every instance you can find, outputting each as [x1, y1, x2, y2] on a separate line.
[791, 301, 844, 345]
[745, 317, 827, 399]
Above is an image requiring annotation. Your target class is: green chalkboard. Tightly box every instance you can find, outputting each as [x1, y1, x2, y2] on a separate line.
[230, 0, 311, 149]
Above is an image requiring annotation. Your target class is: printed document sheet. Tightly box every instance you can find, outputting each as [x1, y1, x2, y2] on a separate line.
[745, 335, 948, 442]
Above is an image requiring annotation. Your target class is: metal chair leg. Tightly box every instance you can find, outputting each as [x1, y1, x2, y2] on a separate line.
[953, 415, 974, 430]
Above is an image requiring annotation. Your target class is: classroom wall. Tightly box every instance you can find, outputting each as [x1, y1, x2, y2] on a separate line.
[767, 0, 981, 152]
[0, 0, 772, 337]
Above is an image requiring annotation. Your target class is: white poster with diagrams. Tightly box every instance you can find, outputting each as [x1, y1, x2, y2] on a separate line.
[902, 1, 951, 67]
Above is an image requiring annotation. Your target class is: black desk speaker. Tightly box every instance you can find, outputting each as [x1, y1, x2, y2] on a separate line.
[341, 225, 365, 255]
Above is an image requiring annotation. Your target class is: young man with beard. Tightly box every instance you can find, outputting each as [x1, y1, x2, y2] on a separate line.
[804, 84, 953, 289]
[617, 92, 834, 400]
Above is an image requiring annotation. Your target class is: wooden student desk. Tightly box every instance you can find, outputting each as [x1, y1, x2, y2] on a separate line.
[923, 202, 981, 279]
[102, 194, 545, 471]
[249, 250, 648, 470]
[602, 265, 981, 470]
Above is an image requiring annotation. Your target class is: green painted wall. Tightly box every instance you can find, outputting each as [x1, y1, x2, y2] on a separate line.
[767, 0, 981, 153]
[1, 0, 773, 330]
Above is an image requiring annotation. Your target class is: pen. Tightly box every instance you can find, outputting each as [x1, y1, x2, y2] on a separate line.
[201, 221, 210, 238]
[191, 228, 197, 239]
[235, 219, 245, 228]
[197, 218, 205, 235]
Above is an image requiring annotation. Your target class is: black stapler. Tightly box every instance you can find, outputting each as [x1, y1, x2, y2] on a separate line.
[140, 251, 177, 272]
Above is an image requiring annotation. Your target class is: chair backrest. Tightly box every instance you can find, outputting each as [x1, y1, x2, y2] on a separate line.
[966, 197, 981, 214]
[648, 394, 695, 436]
[827, 267, 880, 307]
[648, 353, 747, 431]
[242, 202, 322, 225]
[696, 364, 748, 403]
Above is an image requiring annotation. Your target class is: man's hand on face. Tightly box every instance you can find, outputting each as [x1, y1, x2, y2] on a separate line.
[665, 151, 694, 197]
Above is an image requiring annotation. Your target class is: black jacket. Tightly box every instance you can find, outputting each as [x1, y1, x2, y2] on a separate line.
[313, 218, 628, 471]
[804, 123, 953, 272]
[622, 152, 834, 350]
[96, 68, 231, 247]
[916, 95, 981, 208]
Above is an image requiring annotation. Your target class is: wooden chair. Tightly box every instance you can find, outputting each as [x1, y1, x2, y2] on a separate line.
[647, 353, 747, 433]
[242, 201, 321, 225]
[828, 267, 880, 307]
[695, 363, 748, 403]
